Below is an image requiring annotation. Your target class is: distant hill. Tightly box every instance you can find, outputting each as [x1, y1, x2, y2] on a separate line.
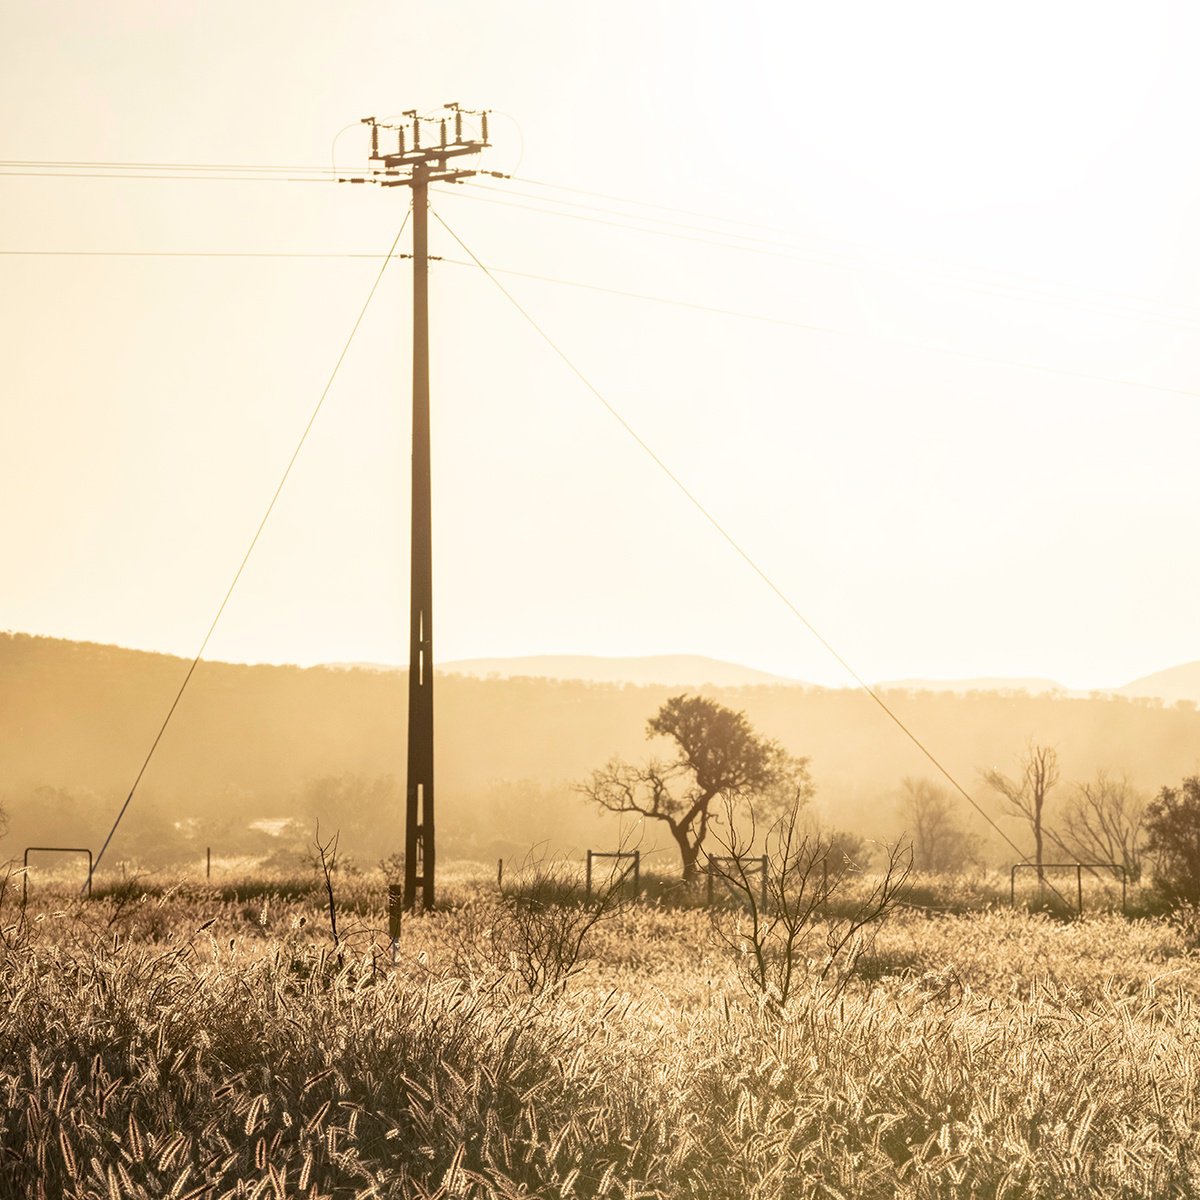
[1117, 661, 1200, 705]
[439, 654, 803, 688]
[876, 677, 1068, 697]
[7, 632, 1200, 871]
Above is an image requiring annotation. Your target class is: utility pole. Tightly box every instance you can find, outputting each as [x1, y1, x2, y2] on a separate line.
[343, 105, 490, 911]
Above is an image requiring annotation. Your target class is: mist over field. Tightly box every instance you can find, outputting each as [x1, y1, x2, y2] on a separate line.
[4, 631, 1198, 871]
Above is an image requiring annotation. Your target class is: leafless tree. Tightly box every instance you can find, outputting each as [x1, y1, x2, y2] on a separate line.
[453, 847, 633, 995]
[982, 742, 1060, 886]
[313, 824, 341, 952]
[898, 777, 978, 873]
[708, 797, 911, 1009]
[580, 694, 811, 881]
[1062, 769, 1145, 882]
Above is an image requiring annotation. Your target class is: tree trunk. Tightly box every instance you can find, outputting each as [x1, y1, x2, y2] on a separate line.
[670, 822, 700, 881]
[1034, 800, 1045, 889]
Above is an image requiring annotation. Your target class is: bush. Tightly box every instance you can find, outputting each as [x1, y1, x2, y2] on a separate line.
[1143, 776, 1200, 905]
[708, 799, 912, 1009]
[452, 852, 630, 995]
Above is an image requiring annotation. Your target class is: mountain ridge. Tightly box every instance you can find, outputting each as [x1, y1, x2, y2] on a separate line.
[437, 654, 803, 688]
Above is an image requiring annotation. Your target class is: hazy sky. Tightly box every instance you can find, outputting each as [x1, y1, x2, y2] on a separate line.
[3, 1, 1200, 690]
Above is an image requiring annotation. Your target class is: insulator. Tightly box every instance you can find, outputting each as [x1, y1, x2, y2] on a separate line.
[370, 124, 379, 157]
[481, 112, 489, 143]
[440, 118, 447, 148]
[455, 110, 463, 141]
[413, 118, 421, 149]
[398, 128, 405, 155]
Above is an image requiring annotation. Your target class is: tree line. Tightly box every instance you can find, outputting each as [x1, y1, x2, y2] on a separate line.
[579, 693, 1200, 906]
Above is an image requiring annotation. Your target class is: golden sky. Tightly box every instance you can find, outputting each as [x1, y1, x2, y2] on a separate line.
[3, 1, 1199, 690]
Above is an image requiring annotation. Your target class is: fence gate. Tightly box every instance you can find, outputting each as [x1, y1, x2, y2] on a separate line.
[22, 846, 94, 902]
[1009, 861, 1128, 914]
[586, 849, 640, 900]
[706, 854, 768, 909]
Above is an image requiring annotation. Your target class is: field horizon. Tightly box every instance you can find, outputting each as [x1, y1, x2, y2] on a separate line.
[5, 630, 1200, 876]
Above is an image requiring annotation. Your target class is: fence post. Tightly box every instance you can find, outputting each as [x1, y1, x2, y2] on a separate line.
[387, 884, 403, 963]
[1121, 866, 1127, 914]
[23, 847, 93, 903]
[1076, 863, 1083, 915]
[632, 850, 640, 898]
[586, 850, 593, 900]
[206, 847, 211, 881]
[497, 858, 503, 889]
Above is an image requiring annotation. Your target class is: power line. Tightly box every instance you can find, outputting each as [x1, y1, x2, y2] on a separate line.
[458, 179, 828, 255]
[7, 243, 1200, 401]
[0, 159, 343, 172]
[448, 183, 1200, 336]
[432, 183, 833, 263]
[0, 249, 402, 259]
[431, 259, 1200, 400]
[6, 243, 1199, 401]
[0, 169, 335, 184]
[430, 205, 1076, 906]
[431, 256, 1200, 403]
[9, 157, 1200, 332]
[85, 212, 411, 889]
[501, 173, 1200, 328]
[505, 172, 807, 238]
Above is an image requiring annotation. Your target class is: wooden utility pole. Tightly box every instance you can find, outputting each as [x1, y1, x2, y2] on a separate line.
[344, 106, 489, 911]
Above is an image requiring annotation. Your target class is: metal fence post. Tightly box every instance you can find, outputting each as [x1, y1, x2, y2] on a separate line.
[23, 847, 93, 902]
[387, 884, 403, 963]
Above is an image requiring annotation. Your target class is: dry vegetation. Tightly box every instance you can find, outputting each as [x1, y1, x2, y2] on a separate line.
[3, 862, 1200, 1198]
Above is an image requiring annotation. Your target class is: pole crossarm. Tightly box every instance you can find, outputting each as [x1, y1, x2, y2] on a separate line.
[352, 106, 491, 188]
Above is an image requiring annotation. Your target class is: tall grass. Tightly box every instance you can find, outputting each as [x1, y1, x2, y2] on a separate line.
[2, 868, 1199, 1197]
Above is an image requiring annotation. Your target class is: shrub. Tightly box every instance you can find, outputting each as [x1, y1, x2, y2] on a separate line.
[452, 851, 630, 994]
[1144, 776, 1200, 904]
[708, 799, 912, 1009]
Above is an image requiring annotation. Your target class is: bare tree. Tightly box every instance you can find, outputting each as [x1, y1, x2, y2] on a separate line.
[313, 825, 341, 953]
[982, 742, 1060, 886]
[1062, 769, 1144, 882]
[579, 694, 811, 881]
[709, 796, 911, 1009]
[452, 847, 633, 995]
[898, 777, 978, 873]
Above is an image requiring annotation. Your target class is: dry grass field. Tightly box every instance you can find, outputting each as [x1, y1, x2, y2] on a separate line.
[3, 862, 1199, 1198]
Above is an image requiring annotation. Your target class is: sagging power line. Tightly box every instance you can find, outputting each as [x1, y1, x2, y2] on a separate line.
[430, 206, 1079, 909]
[85, 217, 411, 890]
[9, 157, 1200, 335]
[6, 245, 1200, 401]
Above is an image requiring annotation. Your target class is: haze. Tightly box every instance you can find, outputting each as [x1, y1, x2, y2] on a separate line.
[3, 2, 1199, 692]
